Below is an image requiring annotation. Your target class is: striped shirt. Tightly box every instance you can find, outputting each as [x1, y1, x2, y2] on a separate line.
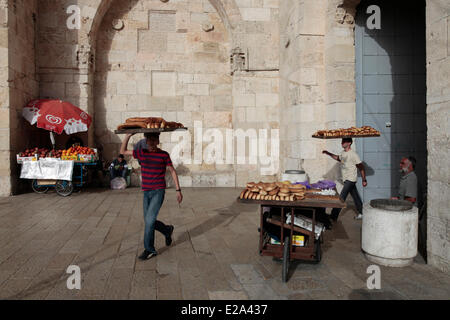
[133, 148, 173, 191]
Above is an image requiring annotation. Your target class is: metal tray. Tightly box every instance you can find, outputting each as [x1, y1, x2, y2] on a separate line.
[312, 133, 380, 139]
[114, 127, 188, 134]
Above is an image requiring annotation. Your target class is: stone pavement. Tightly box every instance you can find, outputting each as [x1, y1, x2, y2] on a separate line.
[0, 188, 449, 300]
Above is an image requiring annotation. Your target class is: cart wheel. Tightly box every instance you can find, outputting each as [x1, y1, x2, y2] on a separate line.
[31, 180, 49, 194]
[314, 239, 322, 263]
[282, 236, 290, 283]
[55, 180, 74, 197]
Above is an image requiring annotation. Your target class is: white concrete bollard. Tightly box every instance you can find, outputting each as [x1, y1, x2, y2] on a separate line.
[362, 199, 418, 267]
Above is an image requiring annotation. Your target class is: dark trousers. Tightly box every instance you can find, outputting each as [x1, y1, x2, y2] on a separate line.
[110, 168, 126, 179]
[331, 180, 363, 220]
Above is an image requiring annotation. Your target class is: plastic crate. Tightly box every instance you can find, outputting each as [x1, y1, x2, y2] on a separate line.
[61, 155, 78, 161]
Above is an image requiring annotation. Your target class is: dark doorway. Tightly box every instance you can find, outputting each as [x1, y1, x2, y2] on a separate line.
[355, 0, 427, 203]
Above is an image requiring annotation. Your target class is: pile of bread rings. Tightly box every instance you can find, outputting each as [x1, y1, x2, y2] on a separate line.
[117, 117, 184, 130]
[313, 126, 380, 138]
[239, 181, 306, 202]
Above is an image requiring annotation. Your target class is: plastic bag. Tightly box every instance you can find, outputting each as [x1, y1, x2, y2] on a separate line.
[110, 177, 127, 190]
[310, 180, 336, 190]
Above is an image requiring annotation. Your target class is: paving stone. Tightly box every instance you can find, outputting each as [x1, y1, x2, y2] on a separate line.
[287, 292, 311, 300]
[242, 284, 281, 300]
[208, 290, 249, 300]
[104, 268, 134, 299]
[231, 264, 265, 285]
[1, 188, 450, 300]
[286, 277, 325, 291]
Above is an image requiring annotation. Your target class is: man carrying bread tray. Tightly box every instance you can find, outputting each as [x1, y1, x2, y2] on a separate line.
[121, 132, 183, 260]
[322, 137, 367, 222]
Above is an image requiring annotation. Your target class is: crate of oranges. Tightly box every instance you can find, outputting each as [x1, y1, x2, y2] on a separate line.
[61, 146, 97, 162]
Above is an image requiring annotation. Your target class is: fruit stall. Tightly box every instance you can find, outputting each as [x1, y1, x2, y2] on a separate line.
[19, 99, 97, 196]
[18, 146, 99, 197]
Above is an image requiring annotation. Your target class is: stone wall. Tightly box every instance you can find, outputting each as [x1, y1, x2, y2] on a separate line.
[323, 0, 359, 184]
[94, 0, 233, 187]
[426, 0, 450, 273]
[279, 0, 327, 183]
[0, 0, 9, 196]
[0, 0, 38, 196]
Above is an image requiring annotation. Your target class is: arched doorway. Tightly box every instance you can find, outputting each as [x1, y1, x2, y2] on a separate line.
[355, 0, 427, 203]
[92, 0, 233, 184]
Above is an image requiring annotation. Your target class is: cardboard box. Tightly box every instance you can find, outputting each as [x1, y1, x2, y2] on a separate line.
[17, 155, 37, 164]
[270, 235, 305, 246]
[78, 154, 95, 162]
[292, 235, 305, 247]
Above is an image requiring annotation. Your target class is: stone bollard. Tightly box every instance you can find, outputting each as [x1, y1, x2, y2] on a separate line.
[362, 199, 418, 267]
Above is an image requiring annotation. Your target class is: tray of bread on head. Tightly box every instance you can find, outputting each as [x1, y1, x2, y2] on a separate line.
[114, 117, 188, 134]
[237, 181, 346, 208]
[312, 126, 380, 139]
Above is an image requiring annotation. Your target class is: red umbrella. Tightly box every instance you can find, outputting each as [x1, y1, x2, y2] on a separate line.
[23, 99, 92, 148]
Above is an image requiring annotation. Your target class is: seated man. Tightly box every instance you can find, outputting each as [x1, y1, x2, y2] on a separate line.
[392, 156, 418, 205]
[109, 154, 128, 180]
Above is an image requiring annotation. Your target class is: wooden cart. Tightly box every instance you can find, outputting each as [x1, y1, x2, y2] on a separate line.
[237, 196, 346, 282]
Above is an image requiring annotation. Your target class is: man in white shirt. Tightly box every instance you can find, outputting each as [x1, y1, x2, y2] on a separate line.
[323, 138, 367, 221]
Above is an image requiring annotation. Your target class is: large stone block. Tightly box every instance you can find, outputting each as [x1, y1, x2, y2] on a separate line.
[214, 95, 232, 110]
[138, 30, 167, 53]
[300, 0, 326, 35]
[426, 18, 448, 62]
[240, 8, 271, 21]
[187, 83, 209, 96]
[255, 93, 279, 107]
[117, 81, 137, 95]
[152, 71, 176, 96]
[234, 94, 255, 107]
[150, 10, 176, 32]
[184, 95, 200, 111]
[40, 82, 65, 99]
[167, 33, 186, 54]
[203, 112, 232, 128]
[216, 173, 236, 187]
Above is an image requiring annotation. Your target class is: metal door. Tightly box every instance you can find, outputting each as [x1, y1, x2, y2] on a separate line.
[355, 0, 426, 202]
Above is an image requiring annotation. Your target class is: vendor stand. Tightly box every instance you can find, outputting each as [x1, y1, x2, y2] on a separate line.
[238, 192, 345, 282]
[18, 99, 96, 196]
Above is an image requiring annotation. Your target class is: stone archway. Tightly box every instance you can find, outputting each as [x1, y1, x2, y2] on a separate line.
[74, 0, 242, 148]
[91, 0, 242, 187]
[86, 0, 241, 47]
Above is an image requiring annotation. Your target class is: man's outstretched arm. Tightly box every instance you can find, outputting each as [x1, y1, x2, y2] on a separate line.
[120, 133, 134, 156]
[322, 150, 340, 162]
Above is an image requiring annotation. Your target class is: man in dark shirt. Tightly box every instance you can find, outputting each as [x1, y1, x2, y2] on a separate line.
[121, 132, 183, 260]
[109, 154, 128, 179]
[392, 156, 418, 205]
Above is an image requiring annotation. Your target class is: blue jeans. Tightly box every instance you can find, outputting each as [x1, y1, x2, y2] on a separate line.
[143, 189, 170, 253]
[330, 180, 363, 220]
